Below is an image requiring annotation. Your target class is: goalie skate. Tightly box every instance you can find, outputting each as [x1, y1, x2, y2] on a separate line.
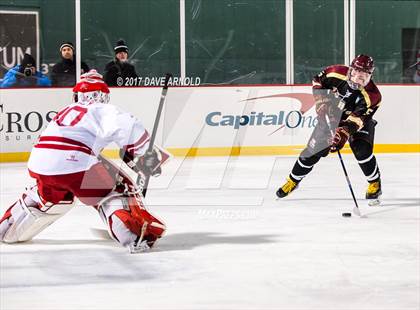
[128, 240, 151, 253]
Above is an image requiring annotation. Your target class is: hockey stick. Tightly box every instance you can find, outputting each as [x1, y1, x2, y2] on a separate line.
[136, 73, 172, 198]
[325, 115, 362, 217]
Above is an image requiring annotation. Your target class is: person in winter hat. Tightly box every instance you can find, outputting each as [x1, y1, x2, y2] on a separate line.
[104, 39, 138, 86]
[50, 41, 90, 86]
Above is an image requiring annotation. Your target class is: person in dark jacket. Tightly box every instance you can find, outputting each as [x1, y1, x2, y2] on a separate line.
[1, 53, 51, 88]
[104, 40, 138, 86]
[51, 42, 89, 86]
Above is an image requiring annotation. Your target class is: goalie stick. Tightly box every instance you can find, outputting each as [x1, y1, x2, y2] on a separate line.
[136, 73, 172, 197]
[91, 74, 172, 246]
[325, 114, 362, 217]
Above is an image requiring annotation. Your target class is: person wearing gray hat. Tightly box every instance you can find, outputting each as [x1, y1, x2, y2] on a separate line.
[104, 39, 138, 86]
[50, 41, 90, 86]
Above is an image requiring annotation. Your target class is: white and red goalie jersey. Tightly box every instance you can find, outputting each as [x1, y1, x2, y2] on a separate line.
[1, 70, 167, 252]
[28, 101, 150, 175]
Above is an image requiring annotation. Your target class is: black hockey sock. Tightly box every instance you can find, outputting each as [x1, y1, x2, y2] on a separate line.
[289, 156, 320, 183]
[357, 153, 380, 182]
[351, 139, 380, 183]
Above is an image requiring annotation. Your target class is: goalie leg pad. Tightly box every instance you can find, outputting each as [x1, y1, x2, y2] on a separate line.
[0, 186, 74, 243]
[97, 192, 166, 249]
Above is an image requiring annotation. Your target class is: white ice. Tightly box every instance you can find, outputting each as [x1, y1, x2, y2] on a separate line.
[1, 154, 419, 310]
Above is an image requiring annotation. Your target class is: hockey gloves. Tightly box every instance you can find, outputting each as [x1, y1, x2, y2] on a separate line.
[329, 126, 350, 152]
[314, 95, 329, 118]
[120, 147, 161, 177]
[137, 149, 162, 177]
[314, 93, 336, 118]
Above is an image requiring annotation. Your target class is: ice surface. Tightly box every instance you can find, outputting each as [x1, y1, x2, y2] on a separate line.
[1, 154, 419, 310]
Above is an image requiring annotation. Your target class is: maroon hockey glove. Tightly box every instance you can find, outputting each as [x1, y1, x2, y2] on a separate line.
[314, 94, 334, 118]
[330, 126, 350, 152]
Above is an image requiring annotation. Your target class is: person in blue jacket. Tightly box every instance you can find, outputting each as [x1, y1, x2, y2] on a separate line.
[1, 53, 51, 88]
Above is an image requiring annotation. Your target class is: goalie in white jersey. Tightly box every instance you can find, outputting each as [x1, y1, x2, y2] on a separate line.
[0, 70, 167, 253]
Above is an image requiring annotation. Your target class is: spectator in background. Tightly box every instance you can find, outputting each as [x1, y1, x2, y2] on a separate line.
[0, 53, 51, 88]
[104, 39, 138, 86]
[51, 42, 89, 86]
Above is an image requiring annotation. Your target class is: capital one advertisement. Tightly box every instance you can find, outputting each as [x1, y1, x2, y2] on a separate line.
[160, 86, 318, 151]
[0, 86, 317, 154]
[0, 85, 419, 157]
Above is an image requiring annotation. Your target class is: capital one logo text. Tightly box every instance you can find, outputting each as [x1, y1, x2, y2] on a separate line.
[205, 110, 318, 130]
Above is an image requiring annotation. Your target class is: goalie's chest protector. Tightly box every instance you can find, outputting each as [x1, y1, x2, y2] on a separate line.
[28, 103, 146, 176]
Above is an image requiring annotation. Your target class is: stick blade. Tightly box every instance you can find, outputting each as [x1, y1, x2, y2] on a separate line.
[352, 206, 362, 217]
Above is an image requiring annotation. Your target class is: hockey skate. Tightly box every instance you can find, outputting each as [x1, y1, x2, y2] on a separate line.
[366, 179, 381, 206]
[276, 177, 299, 199]
[128, 221, 163, 254]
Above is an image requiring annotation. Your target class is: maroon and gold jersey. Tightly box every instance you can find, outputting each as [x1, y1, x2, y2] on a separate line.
[312, 64, 382, 131]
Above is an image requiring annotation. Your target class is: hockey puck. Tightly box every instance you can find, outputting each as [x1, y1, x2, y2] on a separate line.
[342, 212, 352, 217]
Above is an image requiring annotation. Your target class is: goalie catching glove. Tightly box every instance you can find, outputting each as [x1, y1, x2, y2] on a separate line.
[137, 149, 162, 176]
[120, 146, 170, 177]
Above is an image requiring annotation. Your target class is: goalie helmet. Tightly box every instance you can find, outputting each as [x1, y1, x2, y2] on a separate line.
[348, 54, 375, 89]
[73, 69, 110, 105]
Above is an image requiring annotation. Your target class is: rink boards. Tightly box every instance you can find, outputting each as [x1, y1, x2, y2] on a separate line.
[0, 85, 419, 162]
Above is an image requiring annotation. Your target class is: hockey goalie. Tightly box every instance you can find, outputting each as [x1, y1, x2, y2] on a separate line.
[0, 70, 168, 253]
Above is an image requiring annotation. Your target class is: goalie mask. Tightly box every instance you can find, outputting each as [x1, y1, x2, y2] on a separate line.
[347, 54, 375, 90]
[73, 69, 110, 105]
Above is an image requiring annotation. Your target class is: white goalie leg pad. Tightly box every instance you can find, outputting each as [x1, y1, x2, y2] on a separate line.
[97, 192, 138, 247]
[0, 187, 74, 243]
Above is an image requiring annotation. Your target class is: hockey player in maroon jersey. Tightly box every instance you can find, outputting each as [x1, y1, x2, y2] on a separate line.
[0, 70, 168, 253]
[276, 55, 382, 204]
